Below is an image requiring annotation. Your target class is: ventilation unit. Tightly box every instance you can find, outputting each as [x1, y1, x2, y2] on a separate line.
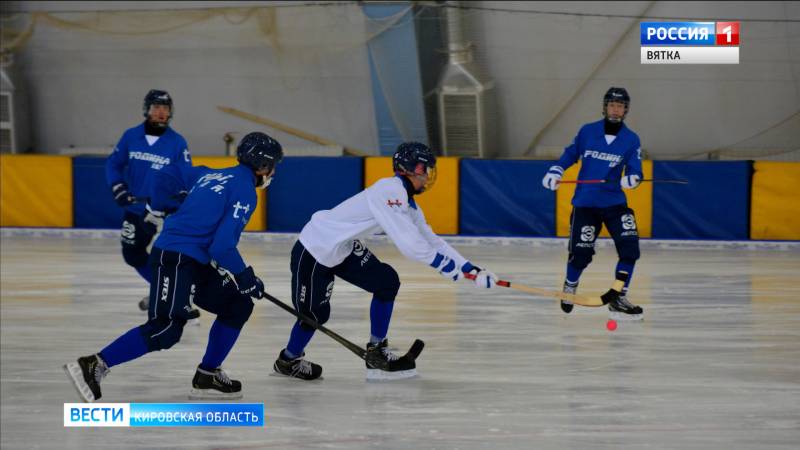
[0, 59, 30, 154]
[437, 1, 495, 157]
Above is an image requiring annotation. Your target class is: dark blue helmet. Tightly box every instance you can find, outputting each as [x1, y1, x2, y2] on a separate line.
[143, 89, 173, 121]
[393, 142, 437, 193]
[392, 141, 436, 174]
[237, 132, 283, 174]
[603, 87, 630, 122]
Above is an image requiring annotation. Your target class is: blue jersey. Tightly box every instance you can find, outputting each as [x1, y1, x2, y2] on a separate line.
[148, 156, 193, 215]
[105, 123, 192, 215]
[556, 119, 643, 208]
[154, 164, 257, 276]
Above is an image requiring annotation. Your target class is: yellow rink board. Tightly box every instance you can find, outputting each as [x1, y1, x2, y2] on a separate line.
[0, 155, 73, 227]
[363, 157, 459, 235]
[192, 157, 266, 231]
[750, 161, 800, 240]
[556, 160, 653, 238]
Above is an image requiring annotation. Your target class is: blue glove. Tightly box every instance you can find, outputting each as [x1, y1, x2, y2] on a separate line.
[111, 182, 134, 207]
[234, 266, 265, 299]
[542, 166, 563, 191]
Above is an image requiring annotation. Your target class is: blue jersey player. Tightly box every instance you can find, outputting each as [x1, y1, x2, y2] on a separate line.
[65, 132, 283, 402]
[542, 87, 644, 320]
[105, 90, 197, 314]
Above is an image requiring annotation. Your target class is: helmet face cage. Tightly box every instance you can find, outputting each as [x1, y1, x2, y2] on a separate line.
[603, 87, 630, 122]
[421, 163, 437, 192]
[143, 90, 173, 125]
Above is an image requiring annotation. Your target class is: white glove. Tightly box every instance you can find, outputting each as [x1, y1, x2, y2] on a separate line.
[472, 269, 498, 289]
[461, 262, 497, 289]
[621, 174, 641, 190]
[143, 207, 165, 233]
[542, 166, 563, 191]
[431, 254, 462, 282]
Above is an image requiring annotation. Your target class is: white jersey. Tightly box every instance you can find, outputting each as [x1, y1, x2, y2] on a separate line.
[299, 176, 468, 269]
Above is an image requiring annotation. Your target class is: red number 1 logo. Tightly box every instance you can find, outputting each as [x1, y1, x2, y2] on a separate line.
[716, 22, 740, 46]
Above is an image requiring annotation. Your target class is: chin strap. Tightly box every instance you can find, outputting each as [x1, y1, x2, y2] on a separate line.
[256, 174, 272, 189]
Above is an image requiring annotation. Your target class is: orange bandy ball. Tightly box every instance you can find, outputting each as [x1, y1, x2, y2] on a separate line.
[606, 319, 618, 331]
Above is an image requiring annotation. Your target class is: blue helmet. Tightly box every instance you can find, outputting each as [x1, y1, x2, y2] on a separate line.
[143, 89, 173, 123]
[603, 87, 630, 122]
[393, 142, 437, 193]
[237, 132, 284, 174]
[392, 141, 436, 174]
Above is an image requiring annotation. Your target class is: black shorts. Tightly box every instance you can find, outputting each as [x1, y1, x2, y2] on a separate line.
[290, 240, 399, 324]
[568, 204, 639, 255]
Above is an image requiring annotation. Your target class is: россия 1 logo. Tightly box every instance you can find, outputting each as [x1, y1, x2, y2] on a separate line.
[640, 21, 739, 64]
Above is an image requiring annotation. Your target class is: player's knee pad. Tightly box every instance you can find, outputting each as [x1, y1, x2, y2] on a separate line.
[373, 264, 400, 302]
[216, 295, 254, 330]
[309, 302, 331, 326]
[568, 249, 594, 271]
[122, 245, 149, 268]
[616, 240, 640, 262]
[140, 318, 184, 352]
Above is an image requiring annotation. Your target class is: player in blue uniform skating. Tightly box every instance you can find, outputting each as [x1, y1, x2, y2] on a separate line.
[65, 132, 283, 402]
[542, 87, 644, 320]
[104, 90, 199, 315]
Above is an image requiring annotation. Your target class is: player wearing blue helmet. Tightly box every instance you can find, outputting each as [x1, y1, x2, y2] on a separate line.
[105, 90, 202, 316]
[66, 132, 283, 402]
[542, 87, 644, 320]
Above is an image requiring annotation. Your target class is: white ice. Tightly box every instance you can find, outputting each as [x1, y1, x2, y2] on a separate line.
[2, 230, 799, 449]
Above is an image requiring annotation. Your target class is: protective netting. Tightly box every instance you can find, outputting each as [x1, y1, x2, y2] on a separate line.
[2, 2, 799, 160]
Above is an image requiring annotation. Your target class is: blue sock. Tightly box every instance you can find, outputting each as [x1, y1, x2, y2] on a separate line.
[369, 297, 394, 343]
[99, 327, 149, 368]
[615, 261, 635, 294]
[200, 320, 241, 371]
[285, 321, 315, 359]
[566, 263, 583, 285]
[134, 264, 151, 283]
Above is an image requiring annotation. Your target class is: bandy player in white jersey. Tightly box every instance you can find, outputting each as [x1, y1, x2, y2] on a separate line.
[272, 142, 498, 381]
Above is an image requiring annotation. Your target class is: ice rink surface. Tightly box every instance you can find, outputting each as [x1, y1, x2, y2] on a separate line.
[2, 230, 799, 449]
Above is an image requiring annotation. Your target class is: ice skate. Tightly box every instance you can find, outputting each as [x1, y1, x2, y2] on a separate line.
[189, 366, 242, 399]
[365, 339, 418, 381]
[560, 280, 578, 314]
[606, 292, 643, 321]
[273, 350, 323, 381]
[64, 354, 109, 403]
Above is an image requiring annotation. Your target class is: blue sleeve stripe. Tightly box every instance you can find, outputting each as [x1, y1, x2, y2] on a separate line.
[441, 259, 456, 273]
[430, 252, 444, 268]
